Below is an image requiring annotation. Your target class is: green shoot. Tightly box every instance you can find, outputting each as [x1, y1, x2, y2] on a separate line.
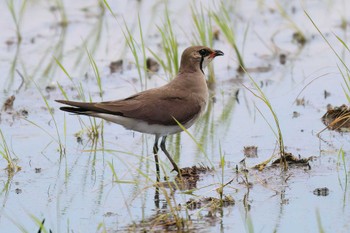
[149, 8, 179, 79]
[172, 117, 214, 169]
[122, 17, 147, 90]
[242, 70, 287, 170]
[316, 209, 325, 233]
[191, 4, 214, 48]
[103, 0, 117, 19]
[16, 70, 65, 154]
[275, 1, 306, 46]
[305, 11, 349, 72]
[217, 143, 226, 206]
[85, 46, 103, 98]
[191, 4, 216, 83]
[337, 148, 348, 191]
[338, 66, 350, 103]
[211, 3, 245, 72]
[55, 58, 86, 101]
[0, 129, 20, 174]
[54, 0, 68, 27]
[55, 56, 103, 140]
[6, 0, 27, 43]
[305, 11, 350, 102]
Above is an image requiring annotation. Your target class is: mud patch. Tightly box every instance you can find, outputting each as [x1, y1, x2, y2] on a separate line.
[253, 152, 313, 171]
[322, 104, 350, 132]
[157, 165, 213, 191]
[186, 195, 235, 210]
[271, 152, 312, 167]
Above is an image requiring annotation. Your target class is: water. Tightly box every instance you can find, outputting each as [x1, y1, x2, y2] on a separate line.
[0, 0, 349, 232]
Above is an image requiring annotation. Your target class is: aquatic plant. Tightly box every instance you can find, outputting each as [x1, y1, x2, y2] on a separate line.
[337, 148, 348, 192]
[191, 4, 215, 83]
[122, 16, 148, 90]
[275, 1, 306, 46]
[55, 56, 103, 140]
[104, 0, 148, 89]
[211, 2, 245, 72]
[54, 0, 68, 27]
[6, 0, 27, 43]
[32, 79, 66, 155]
[0, 129, 20, 174]
[149, 8, 179, 79]
[243, 71, 288, 170]
[305, 11, 350, 132]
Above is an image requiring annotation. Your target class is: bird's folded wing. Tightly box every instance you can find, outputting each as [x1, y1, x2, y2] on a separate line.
[56, 91, 202, 126]
[97, 94, 202, 126]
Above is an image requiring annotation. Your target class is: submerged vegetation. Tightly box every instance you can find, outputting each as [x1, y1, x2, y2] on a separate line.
[0, 0, 350, 232]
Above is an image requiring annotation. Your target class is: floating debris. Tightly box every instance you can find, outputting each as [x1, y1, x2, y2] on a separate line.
[19, 109, 29, 117]
[254, 152, 312, 171]
[45, 83, 56, 92]
[313, 187, 329, 196]
[15, 188, 22, 194]
[279, 53, 287, 65]
[324, 90, 331, 99]
[292, 111, 300, 118]
[186, 195, 235, 210]
[146, 57, 160, 73]
[292, 31, 307, 46]
[296, 97, 305, 106]
[109, 60, 123, 73]
[2, 95, 15, 111]
[213, 29, 220, 40]
[244, 146, 258, 158]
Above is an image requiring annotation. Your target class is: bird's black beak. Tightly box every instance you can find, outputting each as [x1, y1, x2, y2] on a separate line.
[214, 50, 224, 57]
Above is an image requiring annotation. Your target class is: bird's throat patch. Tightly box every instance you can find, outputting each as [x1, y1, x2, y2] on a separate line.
[199, 56, 204, 74]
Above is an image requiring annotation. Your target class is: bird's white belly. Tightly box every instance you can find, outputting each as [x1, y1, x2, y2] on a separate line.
[95, 113, 196, 136]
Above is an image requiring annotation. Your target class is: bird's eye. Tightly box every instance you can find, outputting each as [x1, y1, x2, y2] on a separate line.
[199, 49, 209, 56]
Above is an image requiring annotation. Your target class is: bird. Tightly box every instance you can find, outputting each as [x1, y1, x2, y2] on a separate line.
[56, 45, 224, 181]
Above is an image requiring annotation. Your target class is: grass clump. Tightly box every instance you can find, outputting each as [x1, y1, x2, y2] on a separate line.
[149, 8, 179, 79]
[55, 53, 103, 141]
[122, 15, 148, 90]
[211, 3, 245, 72]
[0, 129, 21, 174]
[191, 4, 216, 83]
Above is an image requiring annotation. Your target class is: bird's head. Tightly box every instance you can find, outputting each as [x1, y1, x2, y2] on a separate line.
[180, 46, 224, 73]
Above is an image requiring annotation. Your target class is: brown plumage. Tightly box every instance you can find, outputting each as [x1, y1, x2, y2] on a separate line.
[56, 46, 223, 179]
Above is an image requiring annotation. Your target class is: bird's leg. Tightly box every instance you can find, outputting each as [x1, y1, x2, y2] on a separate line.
[153, 135, 160, 182]
[160, 136, 180, 173]
[154, 186, 160, 208]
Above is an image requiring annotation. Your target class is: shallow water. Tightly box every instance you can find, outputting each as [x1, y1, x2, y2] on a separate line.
[0, 0, 350, 232]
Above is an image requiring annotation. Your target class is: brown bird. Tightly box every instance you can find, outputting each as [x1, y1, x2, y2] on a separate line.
[56, 46, 223, 180]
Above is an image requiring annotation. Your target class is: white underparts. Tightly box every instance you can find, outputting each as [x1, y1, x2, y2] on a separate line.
[92, 113, 195, 137]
